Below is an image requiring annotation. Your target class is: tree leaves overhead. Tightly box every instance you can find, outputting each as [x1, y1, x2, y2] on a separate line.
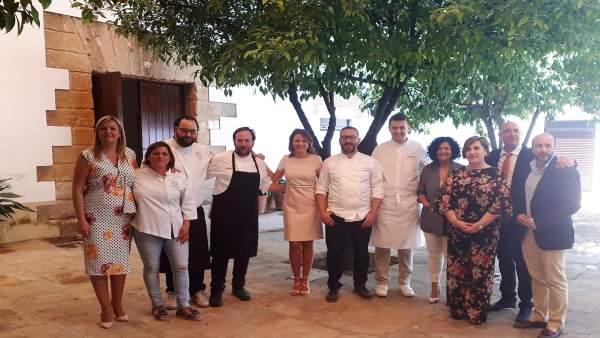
[4, 0, 598, 154]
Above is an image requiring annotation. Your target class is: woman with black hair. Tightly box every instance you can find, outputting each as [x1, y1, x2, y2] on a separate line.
[417, 136, 463, 303]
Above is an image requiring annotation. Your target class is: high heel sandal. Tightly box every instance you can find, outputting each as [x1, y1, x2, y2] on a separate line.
[428, 285, 441, 304]
[291, 277, 302, 296]
[300, 277, 310, 296]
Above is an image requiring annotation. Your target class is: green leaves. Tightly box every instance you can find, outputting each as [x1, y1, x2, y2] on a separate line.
[0, 0, 47, 34]
[0, 179, 34, 221]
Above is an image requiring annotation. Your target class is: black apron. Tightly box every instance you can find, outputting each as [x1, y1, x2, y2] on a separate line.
[209, 152, 260, 259]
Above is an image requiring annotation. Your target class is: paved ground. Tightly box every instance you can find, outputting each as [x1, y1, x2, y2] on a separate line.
[0, 207, 599, 337]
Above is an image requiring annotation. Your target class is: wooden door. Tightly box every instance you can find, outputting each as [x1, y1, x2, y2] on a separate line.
[139, 80, 185, 153]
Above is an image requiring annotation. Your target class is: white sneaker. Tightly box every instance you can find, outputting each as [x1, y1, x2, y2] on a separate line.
[375, 284, 389, 297]
[165, 292, 177, 310]
[192, 291, 210, 308]
[399, 285, 415, 297]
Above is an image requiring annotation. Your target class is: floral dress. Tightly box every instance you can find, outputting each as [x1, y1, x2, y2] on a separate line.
[437, 167, 511, 324]
[81, 148, 137, 276]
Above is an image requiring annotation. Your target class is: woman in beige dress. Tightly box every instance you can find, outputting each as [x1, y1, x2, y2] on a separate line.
[271, 129, 323, 296]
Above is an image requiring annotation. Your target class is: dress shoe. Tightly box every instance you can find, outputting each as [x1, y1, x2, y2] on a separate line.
[326, 289, 339, 302]
[353, 286, 374, 300]
[538, 328, 563, 338]
[515, 306, 533, 323]
[192, 291, 210, 308]
[399, 285, 415, 297]
[513, 320, 548, 329]
[209, 291, 223, 307]
[489, 299, 517, 312]
[232, 288, 251, 301]
[375, 284, 389, 297]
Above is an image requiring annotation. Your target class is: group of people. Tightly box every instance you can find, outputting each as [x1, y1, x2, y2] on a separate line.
[73, 113, 580, 338]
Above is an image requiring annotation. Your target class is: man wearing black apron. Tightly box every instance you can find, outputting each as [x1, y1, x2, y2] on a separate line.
[206, 127, 271, 307]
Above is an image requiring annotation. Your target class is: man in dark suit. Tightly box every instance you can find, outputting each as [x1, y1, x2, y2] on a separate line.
[513, 133, 580, 338]
[486, 121, 535, 323]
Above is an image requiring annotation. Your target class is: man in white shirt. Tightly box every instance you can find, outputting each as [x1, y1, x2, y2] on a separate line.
[371, 113, 427, 297]
[316, 126, 384, 302]
[206, 127, 271, 307]
[160, 116, 213, 308]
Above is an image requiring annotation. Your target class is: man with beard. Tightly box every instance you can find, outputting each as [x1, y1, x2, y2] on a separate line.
[371, 113, 427, 297]
[316, 126, 384, 302]
[513, 133, 580, 338]
[159, 116, 213, 309]
[206, 127, 271, 307]
[488, 122, 575, 324]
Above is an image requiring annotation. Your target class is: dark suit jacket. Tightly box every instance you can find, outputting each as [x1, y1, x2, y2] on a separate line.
[513, 156, 581, 250]
[486, 146, 535, 242]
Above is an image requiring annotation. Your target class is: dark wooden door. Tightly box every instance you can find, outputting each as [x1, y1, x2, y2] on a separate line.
[139, 80, 185, 153]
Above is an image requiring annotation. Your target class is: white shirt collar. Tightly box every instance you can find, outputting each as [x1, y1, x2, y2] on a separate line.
[500, 143, 522, 157]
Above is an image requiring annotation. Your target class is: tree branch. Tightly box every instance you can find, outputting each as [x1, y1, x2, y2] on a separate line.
[523, 106, 542, 146]
[316, 78, 336, 159]
[287, 81, 324, 156]
[337, 71, 386, 86]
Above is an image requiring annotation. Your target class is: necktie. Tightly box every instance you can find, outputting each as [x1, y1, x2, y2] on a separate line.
[501, 153, 512, 179]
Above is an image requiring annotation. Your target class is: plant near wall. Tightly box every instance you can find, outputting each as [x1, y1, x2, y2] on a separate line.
[0, 0, 52, 34]
[0, 179, 34, 220]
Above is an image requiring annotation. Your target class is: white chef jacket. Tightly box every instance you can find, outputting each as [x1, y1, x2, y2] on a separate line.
[315, 152, 384, 222]
[165, 138, 213, 208]
[131, 167, 197, 239]
[497, 144, 522, 188]
[207, 150, 271, 195]
[371, 139, 428, 249]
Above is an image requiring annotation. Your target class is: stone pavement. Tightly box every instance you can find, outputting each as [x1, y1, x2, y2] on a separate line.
[1, 209, 599, 337]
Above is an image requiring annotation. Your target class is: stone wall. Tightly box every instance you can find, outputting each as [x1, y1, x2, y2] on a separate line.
[35, 12, 235, 237]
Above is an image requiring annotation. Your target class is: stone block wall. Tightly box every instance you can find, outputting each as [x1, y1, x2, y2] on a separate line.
[36, 12, 235, 237]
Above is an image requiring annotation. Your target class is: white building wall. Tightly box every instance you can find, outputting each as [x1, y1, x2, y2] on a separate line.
[0, 10, 71, 203]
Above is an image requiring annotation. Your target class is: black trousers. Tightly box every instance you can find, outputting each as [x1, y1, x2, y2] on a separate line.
[326, 215, 371, 290]
[210, 256, 250, 292]
[497, 230, 533, 309]
[166, 269, 205, 295]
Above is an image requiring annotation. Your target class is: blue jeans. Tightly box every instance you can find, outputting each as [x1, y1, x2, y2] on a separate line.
[133, 228, 190, 308]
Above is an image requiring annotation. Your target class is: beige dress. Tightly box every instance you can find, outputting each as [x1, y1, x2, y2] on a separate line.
[277, 154, 323, 241]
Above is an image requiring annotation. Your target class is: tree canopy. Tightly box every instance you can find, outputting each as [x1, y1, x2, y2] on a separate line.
[3, 0, 599, 155]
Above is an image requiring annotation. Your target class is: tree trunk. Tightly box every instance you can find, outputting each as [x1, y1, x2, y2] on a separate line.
[358, 84, 404, 155]
[287, 81, 325, 157]
[523, 107, 542, 146]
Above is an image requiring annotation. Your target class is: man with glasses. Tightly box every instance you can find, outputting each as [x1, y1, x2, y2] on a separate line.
[160, 116, 213, 309]
[316, 126, 384, 302]
[371, 113, 427, 297]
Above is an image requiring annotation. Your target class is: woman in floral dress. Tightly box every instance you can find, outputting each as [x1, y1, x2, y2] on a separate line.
[437, 136, 511, 325]
[72, 116, 137, 329]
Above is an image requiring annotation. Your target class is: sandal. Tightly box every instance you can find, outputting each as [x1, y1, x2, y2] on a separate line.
[176, 307, 201, 321]
[291, 277, 302, 296]
[151, 305, 170, 321]
[300, 277, 310, 296]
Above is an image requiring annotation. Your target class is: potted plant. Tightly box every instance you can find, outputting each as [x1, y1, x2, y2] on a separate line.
[0, 178, 34, 220]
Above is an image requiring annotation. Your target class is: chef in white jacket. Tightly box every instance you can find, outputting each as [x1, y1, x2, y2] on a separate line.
[371, 113, 427, 297]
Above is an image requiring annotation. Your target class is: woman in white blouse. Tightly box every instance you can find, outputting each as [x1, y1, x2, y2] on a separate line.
[131, 141, 201, 321]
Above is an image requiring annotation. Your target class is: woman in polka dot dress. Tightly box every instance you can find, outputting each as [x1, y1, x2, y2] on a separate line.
[72, 116, 137, 329]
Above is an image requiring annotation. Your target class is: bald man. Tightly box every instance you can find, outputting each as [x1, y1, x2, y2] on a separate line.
[512, 133, 580, 338]
[486, 121, 535, 322]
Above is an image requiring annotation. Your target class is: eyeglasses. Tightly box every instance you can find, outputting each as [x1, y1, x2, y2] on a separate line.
[177, 127, 198, 135]
[340, 135, 358, 141]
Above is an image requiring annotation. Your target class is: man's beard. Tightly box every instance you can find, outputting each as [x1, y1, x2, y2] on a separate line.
[235, 147, 251, 157]
[536, 153, 553, 165]
[342, 143, 357, 154]
[175, 135, 195, 147]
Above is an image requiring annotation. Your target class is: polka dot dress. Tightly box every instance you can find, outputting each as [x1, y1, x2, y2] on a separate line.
[81, 148, 137, 276]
